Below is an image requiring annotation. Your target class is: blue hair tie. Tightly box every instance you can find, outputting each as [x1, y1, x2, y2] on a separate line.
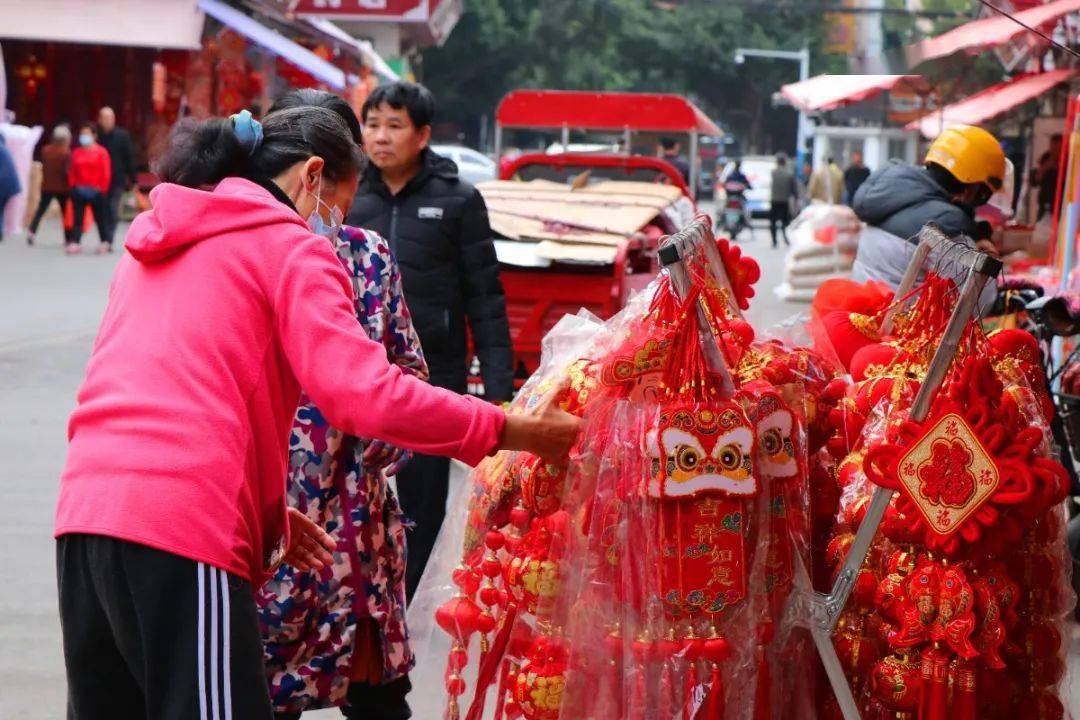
[230, 109, 263, 155]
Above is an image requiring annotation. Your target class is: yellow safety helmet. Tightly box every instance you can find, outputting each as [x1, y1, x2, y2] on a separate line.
[924, 125, 1006, 191]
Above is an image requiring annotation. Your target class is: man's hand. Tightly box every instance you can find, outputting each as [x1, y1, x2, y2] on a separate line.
[975, 239, 1001, 259]
[284, 508, 336, 572]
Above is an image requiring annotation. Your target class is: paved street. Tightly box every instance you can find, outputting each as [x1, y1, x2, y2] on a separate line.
[2, 215, 1077, 717]
[0, 218, 120, 719]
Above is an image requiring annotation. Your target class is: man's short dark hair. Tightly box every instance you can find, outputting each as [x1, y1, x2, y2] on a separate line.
[776, 152, 788, 166]
[660, 137, 678, 151]
[361, 82, 436, 129]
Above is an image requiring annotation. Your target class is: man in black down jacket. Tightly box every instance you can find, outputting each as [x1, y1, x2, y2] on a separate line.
[346, 81, 514, 599]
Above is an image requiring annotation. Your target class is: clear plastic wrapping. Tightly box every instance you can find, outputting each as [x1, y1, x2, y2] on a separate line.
[412, 226, 834, 719]
[808, 272, 1076, 719]
[412, 242, 1077, 720]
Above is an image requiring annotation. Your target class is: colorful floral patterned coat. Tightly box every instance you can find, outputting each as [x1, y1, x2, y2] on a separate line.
[257, 226, 426, 713]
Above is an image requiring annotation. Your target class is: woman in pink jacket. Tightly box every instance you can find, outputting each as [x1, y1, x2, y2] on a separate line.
[54, 107, 578, 720]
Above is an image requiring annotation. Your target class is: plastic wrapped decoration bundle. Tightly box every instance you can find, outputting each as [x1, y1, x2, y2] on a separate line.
[809, 273, 1074, 720]
[413, 220, 837, 719]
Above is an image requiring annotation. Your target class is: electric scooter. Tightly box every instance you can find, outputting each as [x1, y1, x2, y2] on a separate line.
[718, 178, 750, 241]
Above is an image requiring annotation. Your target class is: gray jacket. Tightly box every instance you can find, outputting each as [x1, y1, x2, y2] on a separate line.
[770, 166, 797, 203]
[852, 227, 996, 313]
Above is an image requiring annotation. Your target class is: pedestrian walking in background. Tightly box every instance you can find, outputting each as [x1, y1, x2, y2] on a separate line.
[97, 106, 136, 246]
[0, 133, 20, 243]
[769, 152, 798, 248]
[843, 151, 871, 204]
[55, 106, 578, 720]
[27, 125, 72, 245]
[808, 156, 843, 204]
[257, 88, 422, 720]
[347, 81, 514, 600]
[658, 137, 690, 184]
[67, 123, 111, 254]
[1034, 133, 1062, 221]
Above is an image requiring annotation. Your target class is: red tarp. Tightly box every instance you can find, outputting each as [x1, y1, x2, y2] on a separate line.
[908, 0, 1080, 65]
[907, 69, 1077, 138]
[779, 74, 930, 113]
[495, 90, 722, 136]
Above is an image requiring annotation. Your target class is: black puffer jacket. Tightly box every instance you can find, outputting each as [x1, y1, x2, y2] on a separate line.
[346, 150, 514, 400]
[852, 161, 976, 240]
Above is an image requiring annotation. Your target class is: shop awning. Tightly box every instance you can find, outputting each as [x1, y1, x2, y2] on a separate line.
[304, 18, 399, 82]
[0, 0, 204, 50]
[908, 0, 1080, 66]
[908, 69, 1077, 138]
[496, 90, 722, 136]
[198, 0, 347, 90]
[779, 74, 930, 113]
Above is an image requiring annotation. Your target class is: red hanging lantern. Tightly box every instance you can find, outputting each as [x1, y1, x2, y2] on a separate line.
[513, 636, 568, 720]
[14, 55, 48, 99]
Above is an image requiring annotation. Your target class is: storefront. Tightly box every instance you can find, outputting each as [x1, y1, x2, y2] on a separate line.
[0, 0, 397, 232]
[1, 0, 398, 160]
[1, 0, 203, 167]
[779, 74, 930, 170]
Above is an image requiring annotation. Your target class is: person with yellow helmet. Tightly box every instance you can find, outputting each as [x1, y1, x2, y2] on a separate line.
[851, 125, 1006, 300]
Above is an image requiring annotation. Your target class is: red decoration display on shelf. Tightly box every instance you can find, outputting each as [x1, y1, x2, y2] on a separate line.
[810, 269, 1074, 720]
[418, 226, 1073, 720]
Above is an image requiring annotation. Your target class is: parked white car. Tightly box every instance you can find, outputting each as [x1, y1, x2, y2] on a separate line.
[431, 144, 498, 185]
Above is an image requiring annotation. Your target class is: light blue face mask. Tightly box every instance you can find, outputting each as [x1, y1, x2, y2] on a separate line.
[306, 176, 343, 242]
[79, 134, 93, 148]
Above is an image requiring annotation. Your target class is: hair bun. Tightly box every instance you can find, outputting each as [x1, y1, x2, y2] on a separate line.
[230, 109, 264, 155]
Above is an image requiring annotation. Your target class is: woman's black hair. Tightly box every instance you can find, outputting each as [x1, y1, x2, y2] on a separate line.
[79, 123, 97, 135]
[269, 89, 362, 145]
[155, 106, 363, 188]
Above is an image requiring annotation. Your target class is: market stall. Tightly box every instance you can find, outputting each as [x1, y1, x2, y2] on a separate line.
[410, 212, 1076, 719]
[779, 74, 930, 168]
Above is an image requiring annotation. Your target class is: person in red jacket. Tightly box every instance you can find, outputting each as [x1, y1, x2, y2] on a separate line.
[68, 122, 112, 255]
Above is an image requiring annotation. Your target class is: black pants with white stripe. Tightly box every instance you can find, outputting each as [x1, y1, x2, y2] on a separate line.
[57, 534, 272, 719]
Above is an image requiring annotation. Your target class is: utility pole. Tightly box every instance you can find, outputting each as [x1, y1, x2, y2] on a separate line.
[735, 46, 811, 172]
[854, 0, 887, 73]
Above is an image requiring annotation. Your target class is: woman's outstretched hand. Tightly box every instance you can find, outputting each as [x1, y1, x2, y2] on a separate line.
[498, 382, 581, 464]
[284, 507, 337, 572]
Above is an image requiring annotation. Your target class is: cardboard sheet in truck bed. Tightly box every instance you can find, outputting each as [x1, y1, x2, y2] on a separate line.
[478, 179, 689, 265]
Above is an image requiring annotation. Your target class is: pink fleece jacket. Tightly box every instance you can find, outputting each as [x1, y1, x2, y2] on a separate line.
[55, 178, 505, 584]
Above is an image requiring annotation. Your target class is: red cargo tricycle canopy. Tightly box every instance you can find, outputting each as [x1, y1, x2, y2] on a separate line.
[495, 90, 723, 136]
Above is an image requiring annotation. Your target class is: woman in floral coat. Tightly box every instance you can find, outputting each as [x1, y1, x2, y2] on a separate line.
[257, 221, 423, 720]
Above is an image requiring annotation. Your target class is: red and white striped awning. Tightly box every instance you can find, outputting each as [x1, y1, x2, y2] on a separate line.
[907, 69, 1077, 138]
[779, 74, 931, 113]
[908, 0, 1080, 66]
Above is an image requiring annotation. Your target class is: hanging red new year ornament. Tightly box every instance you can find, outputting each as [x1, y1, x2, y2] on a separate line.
[804, 231, 1074, 720]
[419, 215, 864, 720]
[865, 356, 1069, 556]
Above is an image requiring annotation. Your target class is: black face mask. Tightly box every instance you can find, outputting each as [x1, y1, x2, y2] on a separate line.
[972, 185, 994, 208]
[957, 184, 993, 210]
